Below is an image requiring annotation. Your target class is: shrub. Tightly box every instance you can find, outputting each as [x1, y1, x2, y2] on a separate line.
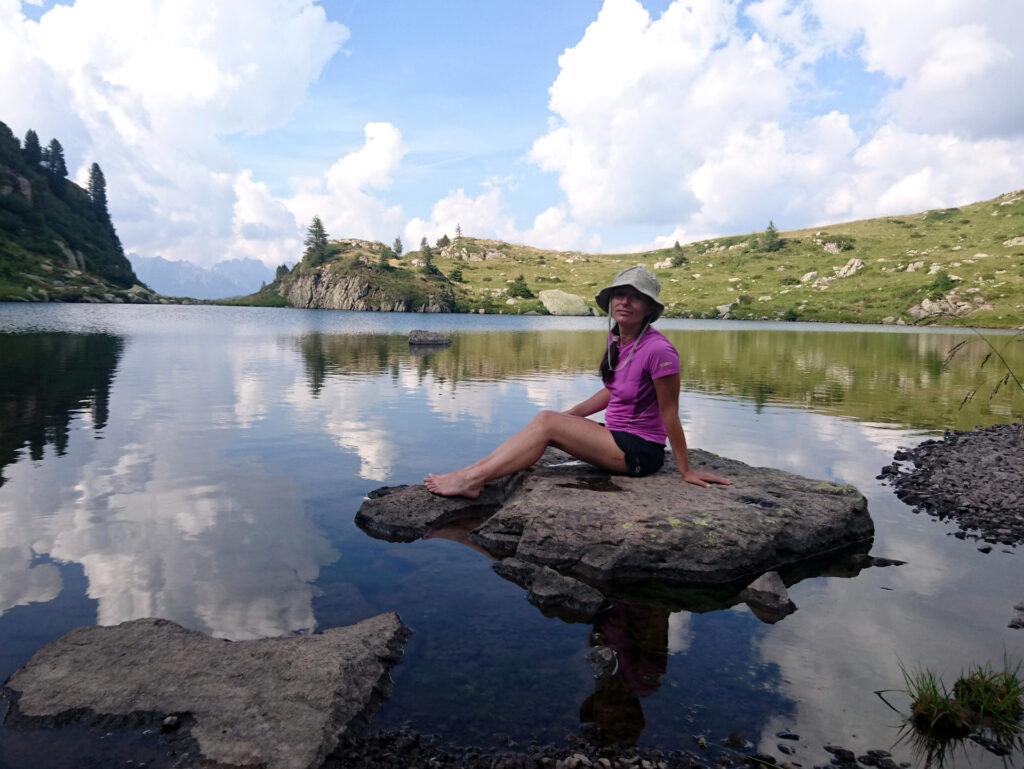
[449, 266, 464, 282]
[507, 274, 534, 299]
[821, 234, 855, 251]
[928, 272, 956, 299]
[780, 277, 800, 286]
[782, 307, 800, 321]
[737, 294, 753, 305]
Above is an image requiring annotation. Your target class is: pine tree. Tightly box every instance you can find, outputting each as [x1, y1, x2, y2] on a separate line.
[671, 241, 687, 268]
[303, 216, 329, 266]
[275, 264, 290, 281]
[45, 138, 68, 178]
[87, 163, 109, 219]
[436, 233, 450, 248]
[763, 221, 781, 252]
[392, 237, 403, 257]
[455, 223, 463, 240]
[23, 129, 42, 165]
[419, 237, 433, 271]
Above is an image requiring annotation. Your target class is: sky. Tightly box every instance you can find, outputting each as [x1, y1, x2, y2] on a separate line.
[2, 0, 1023, 268]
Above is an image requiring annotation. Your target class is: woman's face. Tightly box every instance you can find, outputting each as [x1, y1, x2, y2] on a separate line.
[609, 286, 652, 325]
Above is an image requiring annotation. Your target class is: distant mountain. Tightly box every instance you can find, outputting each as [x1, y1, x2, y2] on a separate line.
[0, 120, 155, 303]
[130, 255, 277, 299]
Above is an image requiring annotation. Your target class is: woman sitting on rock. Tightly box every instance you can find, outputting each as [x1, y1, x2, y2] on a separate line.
[425, 266, 730, 498]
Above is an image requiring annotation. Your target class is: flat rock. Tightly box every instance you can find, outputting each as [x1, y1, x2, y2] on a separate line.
[358, 449, 872, 587]
[538, 289, 592, 316]
[2, 613, 409, 769]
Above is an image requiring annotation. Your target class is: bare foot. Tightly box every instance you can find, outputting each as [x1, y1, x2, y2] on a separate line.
[424, 471, 484, 499]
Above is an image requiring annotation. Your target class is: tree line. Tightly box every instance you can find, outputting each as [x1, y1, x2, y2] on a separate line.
[18, 127, 112, 230]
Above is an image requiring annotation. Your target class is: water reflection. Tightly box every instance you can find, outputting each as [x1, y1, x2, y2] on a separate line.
[295, 329, 1024, 431]
[0, 333, 122, 487]
[0, 330, 337, 640]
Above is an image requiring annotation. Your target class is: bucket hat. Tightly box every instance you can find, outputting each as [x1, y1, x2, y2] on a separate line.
[595, 265, 664, 321]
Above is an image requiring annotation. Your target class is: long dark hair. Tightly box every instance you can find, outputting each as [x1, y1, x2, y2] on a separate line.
[599, 316, 653, 382]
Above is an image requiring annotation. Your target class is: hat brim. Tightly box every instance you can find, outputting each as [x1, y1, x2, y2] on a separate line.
[595, 285, 664, 321]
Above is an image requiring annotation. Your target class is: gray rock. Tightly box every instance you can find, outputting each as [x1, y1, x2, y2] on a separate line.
[408, 329, 451, 346]
[2, 614, 409, 769]
[492, 558, 606, 621]
[358, 448, 872, 587]
[739, 571, 797, 623]
[538, 289, 592, 316]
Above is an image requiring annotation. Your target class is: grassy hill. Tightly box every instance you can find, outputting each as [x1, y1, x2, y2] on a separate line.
[0, 120, 157, 303]
[412, 191, 1023, 328]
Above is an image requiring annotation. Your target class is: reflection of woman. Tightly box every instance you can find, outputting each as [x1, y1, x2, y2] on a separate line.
[425, 266, 730, 497]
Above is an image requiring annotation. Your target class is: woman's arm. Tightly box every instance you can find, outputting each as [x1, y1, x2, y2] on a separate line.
[564, 388, 612, 417]
[654, 375, 731, 488]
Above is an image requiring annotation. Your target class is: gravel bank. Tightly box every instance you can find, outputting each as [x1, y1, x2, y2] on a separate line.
[882, 423, 1024, 546]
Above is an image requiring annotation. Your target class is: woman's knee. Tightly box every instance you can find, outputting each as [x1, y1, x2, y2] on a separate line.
[531, 409, 563, 433]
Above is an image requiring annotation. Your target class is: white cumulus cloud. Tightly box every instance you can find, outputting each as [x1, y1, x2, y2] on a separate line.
[532, 0, 1024, 248]
[0, 0, 348, 268]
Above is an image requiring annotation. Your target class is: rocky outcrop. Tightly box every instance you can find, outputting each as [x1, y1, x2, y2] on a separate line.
[492, 557, 606, 621]
[1, 614, 409, 769]
[282, 270, 454, 312]
[539, 289, 592, 316]
[905, 289, 993, 319]
[357, 449, 873, 588]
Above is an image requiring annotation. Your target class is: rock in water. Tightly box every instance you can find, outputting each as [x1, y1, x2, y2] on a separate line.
[739, 571, 797, 623]
[2, 614, 409, 769]
[358, 448, 872, 587]
[408, 329, 451, 346]
[538, 289, 592, 316]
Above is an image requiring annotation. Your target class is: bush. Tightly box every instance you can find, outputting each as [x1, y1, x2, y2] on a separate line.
[780, 277, 800, 285]
[449, 266, 464, 283]
[928, 272, 956, 299]
[737, 294, 753, 305]
[821, 234, 854, 251]
[507, 274, 535, 299]
[782, 307, 800, 321]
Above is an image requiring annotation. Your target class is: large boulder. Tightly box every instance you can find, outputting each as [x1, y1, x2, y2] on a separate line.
[539, 289, 592, 316]
[357, 449, 872, 588]
[1, 613, 409, 769]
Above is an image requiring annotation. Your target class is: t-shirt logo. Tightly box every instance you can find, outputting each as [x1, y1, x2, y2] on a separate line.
[658, 361, 673, 368]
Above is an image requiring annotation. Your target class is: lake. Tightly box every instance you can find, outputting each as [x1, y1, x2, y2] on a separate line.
[0, 304, 1021, 768]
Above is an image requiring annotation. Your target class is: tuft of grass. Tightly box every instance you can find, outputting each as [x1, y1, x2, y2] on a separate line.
[879, 658, 1024, 767]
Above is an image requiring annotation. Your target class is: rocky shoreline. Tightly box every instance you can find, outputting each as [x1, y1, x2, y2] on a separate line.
[328, 727, 913, 769]
[881, 423, 1023, 546]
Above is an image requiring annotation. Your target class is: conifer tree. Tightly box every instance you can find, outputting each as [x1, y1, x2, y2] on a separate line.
[275, 264, 290, 281]
[45, 138, 68, 178]
[455, 223, 463, 239]
[419, 236, 433, 271]
[763, 221, 781, 252]
[392, 237, 403, 257]
[87, 163, 109, 219]
[436, 233, 450, 248]
[303, 216, 329, 266]
[23, 129, 42, 165]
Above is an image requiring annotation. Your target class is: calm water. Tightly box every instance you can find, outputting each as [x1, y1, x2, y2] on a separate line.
[0, 304, 1022, 768]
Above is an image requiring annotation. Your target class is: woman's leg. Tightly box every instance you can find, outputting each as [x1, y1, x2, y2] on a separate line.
[424, 410, 628, 498]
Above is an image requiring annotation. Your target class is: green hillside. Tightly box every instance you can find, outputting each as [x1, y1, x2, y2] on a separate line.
[409, 192, 1023, 328]
[234, 191, 1024, 327]
[0, 120, 156, 303]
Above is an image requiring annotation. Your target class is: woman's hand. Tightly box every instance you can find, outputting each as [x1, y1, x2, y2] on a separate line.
[682, 469, 731, 488]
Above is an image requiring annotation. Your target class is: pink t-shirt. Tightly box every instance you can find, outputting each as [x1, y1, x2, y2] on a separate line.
[604, 327, 680, 444]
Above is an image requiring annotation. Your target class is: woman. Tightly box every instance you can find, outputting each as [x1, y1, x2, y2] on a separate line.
[424, 266, 730, 498]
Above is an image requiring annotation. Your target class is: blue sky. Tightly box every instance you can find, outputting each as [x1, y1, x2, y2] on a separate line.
[3, 0, 1022, 266]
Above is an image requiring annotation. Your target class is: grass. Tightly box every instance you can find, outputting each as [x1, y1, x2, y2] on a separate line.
[412, 189, 1024, 327]
[878, 658, 1024, 766]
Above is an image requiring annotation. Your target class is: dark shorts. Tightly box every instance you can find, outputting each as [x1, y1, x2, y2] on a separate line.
[610, 430, 666, 478]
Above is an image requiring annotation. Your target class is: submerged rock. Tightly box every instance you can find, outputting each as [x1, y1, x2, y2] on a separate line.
[739, 570, 797, 624]
[2, 614, 409, 769]
[358, 448, 872, 588]
[493, 557, 606, 621]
